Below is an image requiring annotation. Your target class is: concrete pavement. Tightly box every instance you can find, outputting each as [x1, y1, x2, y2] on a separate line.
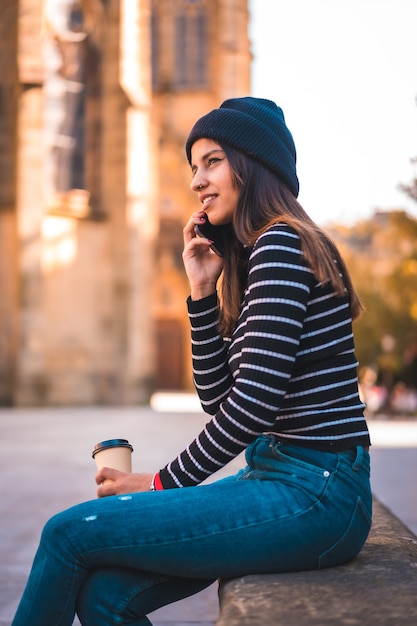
[0, 400, 238, 626]
[1, 396, 416, 625]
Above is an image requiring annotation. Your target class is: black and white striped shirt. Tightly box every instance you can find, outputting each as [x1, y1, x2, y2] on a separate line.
[159, 224, 370, 488]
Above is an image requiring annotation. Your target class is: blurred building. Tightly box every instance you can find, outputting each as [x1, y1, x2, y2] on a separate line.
[0, 0, 251, 406]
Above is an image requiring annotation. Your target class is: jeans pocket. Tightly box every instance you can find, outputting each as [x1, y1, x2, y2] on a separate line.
[318, 497, 372, 569]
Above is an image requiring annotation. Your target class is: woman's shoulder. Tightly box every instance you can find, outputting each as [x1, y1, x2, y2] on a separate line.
[248, 223, 313, 286]
[253, 222, 302, 254]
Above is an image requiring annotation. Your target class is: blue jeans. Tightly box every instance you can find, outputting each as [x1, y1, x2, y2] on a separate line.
[12, 436, 372, 626]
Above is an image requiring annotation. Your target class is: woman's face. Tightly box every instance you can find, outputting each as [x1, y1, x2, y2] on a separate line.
[190, 138, 239, 225]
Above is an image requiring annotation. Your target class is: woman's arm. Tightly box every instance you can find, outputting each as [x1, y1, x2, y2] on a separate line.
[181, 211, 233, 413]
[159, 226, 314, 488]
[187, 293, 233, 414]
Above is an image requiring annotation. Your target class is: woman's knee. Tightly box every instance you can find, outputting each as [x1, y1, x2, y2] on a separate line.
[75, 568, 167, 626]
[76, 569, 129, 625]
[41, 510, 71, 546]
[40, 504, 88, 559]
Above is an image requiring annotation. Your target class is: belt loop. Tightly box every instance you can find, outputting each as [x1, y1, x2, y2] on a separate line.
[268, 433, 277, 448]
[352, 445, 365, 472]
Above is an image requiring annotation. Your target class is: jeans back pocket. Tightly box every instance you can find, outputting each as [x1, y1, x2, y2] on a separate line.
[318, 496, 372, 569]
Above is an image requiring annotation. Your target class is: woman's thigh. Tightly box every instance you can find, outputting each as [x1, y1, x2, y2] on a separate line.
[48, 479, 306, 578]
[47, 445, 370, 579]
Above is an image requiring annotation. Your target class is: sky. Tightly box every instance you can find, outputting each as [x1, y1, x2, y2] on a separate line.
[249, 0, 417, 226]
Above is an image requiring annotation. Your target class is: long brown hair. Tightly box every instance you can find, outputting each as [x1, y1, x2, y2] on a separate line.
[218, 145, 364, 336]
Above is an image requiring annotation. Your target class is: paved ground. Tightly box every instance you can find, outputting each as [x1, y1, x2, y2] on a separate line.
[1, 395, 416, 625]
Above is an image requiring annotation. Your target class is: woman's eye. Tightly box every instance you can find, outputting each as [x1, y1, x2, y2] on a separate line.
[208, 157, 221, 166]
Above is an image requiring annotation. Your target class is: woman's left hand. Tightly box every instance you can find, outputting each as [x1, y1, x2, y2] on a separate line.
[95, 468, 154, 498]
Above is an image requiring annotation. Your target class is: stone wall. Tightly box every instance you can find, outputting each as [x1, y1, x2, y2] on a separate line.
[0, 0, 251, 405]
[0, 1, 19, 404]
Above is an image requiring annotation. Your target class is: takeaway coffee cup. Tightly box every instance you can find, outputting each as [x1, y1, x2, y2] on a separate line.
[92, 439, 134, 475]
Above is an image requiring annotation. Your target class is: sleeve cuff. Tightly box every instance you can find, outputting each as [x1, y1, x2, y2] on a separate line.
[187, 292, 218, 313]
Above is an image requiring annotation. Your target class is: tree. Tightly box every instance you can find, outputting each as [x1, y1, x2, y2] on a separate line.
[398, 156, 417, 202]
[329, 210, 417, 391]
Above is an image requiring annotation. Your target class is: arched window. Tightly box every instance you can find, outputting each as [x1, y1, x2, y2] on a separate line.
[43, 0, 102, 218]
[152, 0, 208, 92]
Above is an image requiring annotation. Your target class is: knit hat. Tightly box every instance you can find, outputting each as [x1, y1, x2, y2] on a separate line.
[185, 97, 299, 197]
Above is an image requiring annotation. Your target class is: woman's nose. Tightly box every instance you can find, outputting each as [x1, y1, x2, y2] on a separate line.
[190, 176, 207, 192]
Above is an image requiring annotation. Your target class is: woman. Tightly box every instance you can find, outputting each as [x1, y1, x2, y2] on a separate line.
[12, 97, 371, 626]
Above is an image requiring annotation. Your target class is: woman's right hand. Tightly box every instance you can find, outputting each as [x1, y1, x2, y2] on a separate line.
[96, 468, 154, 497]
[183, 211, 224, 300]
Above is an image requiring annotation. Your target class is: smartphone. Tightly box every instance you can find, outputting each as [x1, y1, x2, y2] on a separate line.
[194, 215, 229, 257]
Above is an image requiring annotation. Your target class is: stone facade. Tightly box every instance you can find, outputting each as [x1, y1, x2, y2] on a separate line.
[0, 0, 250, 406]
[0, 0, 20, 405]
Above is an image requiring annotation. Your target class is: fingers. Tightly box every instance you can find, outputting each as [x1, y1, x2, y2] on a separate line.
[95, 466, 120, 485]
[183, 210, 206, 246]
[182, 211, 223, 300]
[96, 480, 115, 498]
[96, 471, 155, 498]
[183, 212, 216, 261]
[95, 467, 120, 497]
[183, 237, 214, 262]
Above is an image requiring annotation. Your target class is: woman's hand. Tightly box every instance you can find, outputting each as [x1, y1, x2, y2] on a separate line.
[95, 468, 154, 498]
[183, 211, 224, 300]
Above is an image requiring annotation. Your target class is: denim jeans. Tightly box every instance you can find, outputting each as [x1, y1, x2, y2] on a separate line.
[12, 436, 372, 626]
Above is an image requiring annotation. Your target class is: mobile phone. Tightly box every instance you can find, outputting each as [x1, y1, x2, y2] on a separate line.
[194, 215, 229, 257]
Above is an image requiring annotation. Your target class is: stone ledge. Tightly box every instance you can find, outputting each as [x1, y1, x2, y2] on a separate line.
[216, 498, 417, 626]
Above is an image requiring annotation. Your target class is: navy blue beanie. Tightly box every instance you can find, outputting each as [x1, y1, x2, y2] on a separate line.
[185, 97, 299, 197]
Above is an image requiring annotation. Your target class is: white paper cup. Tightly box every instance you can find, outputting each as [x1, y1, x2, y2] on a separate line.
[92, 439, 133, 476]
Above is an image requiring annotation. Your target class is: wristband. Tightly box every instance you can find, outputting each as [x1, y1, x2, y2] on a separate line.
[149, 472, 164, 491]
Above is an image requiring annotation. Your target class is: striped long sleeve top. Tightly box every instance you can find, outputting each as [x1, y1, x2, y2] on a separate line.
[159, 224, 370, 488]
